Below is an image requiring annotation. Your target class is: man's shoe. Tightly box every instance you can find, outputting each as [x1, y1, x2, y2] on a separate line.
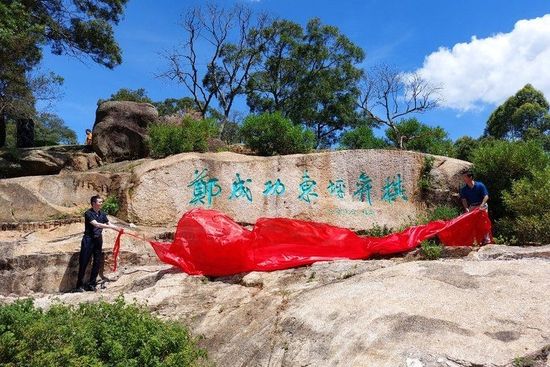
[74, 286, 86, 293]
[85, 284, 97, 292]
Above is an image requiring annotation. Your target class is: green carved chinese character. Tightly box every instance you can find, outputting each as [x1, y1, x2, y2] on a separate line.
[327, 179, 346, 199]
[381, 174, 407, 203]
[264, 178, 286, 196]
[229, 173, 253, 202]
[187, 169, 221, 207]
[353, 172, 373, 205]
[298, 170, 318, 203]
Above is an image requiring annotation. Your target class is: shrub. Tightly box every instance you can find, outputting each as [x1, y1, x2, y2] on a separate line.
[240, 112, 315, 156]
[420, 240, 443, 260]
[102, 195, 120, 215]
[502, 167, 550, 244]
[470, 140, 549, 220]
[148, 117, 219, 157]
[0, 298, 207, 367]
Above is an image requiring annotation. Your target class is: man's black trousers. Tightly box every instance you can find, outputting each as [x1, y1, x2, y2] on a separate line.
[76, 235, 103, 288]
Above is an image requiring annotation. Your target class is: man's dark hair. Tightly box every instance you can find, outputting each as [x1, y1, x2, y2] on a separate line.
[461, 169, 474, 178]
[86, 129, 92, 134]
[90, 195, 102, 205]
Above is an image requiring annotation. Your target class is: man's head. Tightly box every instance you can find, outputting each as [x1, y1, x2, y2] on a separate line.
[86, 129, 92, 134]
[90, 195, 103, 211]
[461, 169, 474, 185]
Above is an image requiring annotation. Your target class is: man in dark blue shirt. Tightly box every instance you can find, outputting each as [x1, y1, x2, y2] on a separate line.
[460, 169, 489, 212]
[75, 195, 120, 292]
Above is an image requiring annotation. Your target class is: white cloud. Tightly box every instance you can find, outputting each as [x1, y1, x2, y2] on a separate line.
[415, 14, 550, 111]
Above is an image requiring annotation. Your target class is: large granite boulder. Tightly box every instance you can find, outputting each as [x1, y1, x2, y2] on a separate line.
[0, 150, 471, 230]
[126, 150, 471, 230]
[93, 101, 158, 163]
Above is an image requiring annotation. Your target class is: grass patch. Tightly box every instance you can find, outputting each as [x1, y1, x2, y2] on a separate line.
[420, 240, 443, 260]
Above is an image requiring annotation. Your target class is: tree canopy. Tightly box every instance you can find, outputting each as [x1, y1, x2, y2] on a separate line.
[98, 88, 153, 105]
[356, 65, 440, 149]
[339, 123, 388, 150]
[385, 118, 454, 156]
[246, 18, 364, 147]
[485, 84, 550, 140]
[0, 0, 128, 147]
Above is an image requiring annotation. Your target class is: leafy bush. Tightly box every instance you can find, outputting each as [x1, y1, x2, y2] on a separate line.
[240, 112, 315, 156]
[420, 240, 443, 260]
[102, 195, 120, 215]
[502, 167, 550, 244]
[470, 140, 549, 220]
[340, 123, 388, 149]
[0, 298, 207, 367]
[148, 117, 219, 157]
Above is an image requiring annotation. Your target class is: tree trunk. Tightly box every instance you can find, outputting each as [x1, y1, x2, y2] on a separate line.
[0, 112, 6, 148]
[16, 118, 35, 148]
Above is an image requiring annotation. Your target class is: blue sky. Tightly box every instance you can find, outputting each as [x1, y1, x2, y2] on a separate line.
[39, 0, 550, 144]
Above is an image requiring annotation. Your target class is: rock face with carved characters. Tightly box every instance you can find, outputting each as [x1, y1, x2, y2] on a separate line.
[126, 150, 470, 230]
[0, 150, 469, 230]
[2, 149, 549, 367]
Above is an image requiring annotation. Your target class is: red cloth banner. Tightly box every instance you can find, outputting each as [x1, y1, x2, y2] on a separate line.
[134, 207, 492, 276]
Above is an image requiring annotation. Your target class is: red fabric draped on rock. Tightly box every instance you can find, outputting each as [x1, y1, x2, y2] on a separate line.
[144, 208, 492, 276]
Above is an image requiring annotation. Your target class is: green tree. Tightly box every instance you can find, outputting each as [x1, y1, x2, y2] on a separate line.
[0, 298, 207, 366]
[470, 140, 549, 220]
[0, 0, 128, 147]
[153, 97, 195, 116]
[163, 3, 269, 136]
[98, 88, 153, 105]
[356, 64, 440, 149]
[241, 112, 315, 156]
[454, 136, 480, 161]
[385, 118, 455, 156]
[485, 84, 550, 140]
[34, 112, 77, 146]
[246, 18, 364, 147]
[0, 2, 43, 146]
[340, 123, 388, 149]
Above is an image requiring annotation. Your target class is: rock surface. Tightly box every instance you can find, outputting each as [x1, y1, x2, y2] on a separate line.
[0, 150, 470, 231]
[93, 101, 158, 162]
[126, 150, 470, 230]
[0, 172, 126, 222]
[0, 145, 102, 178]
[0, 222, 548, 367]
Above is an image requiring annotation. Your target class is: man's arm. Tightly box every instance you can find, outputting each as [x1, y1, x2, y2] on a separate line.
[461, 198, 470, 212]
[480, 183, 489, 209]
[480, 195, 489, 209]
[90, 220, 120, 231]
